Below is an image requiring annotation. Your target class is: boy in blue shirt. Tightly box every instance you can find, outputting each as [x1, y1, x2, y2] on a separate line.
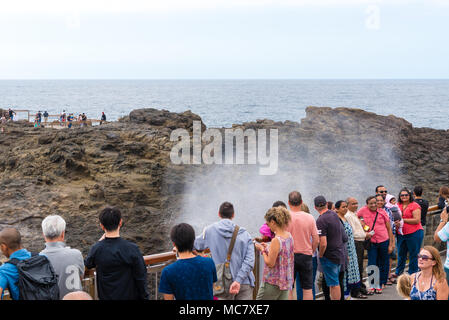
[0, 228, 32, 300]
[159, 223, 217, 300]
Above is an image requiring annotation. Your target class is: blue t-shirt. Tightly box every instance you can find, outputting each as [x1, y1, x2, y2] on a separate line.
[0, 249, 32, 300]
[159, 256, 217, 300]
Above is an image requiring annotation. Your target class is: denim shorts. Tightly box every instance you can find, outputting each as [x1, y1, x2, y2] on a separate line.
[320, 256, 341, 287]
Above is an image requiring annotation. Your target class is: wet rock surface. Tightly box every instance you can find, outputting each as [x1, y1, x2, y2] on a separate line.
[0, 107, 447, 256]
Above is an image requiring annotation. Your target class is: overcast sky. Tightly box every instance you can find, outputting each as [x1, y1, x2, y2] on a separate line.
[1, 0, 448, 79]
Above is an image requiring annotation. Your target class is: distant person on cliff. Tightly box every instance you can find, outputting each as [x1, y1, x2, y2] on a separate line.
[413, 186, 429, 247]
[8, 109, 15, 122]
[159, 223, 217, 300]
[43, 111, 49, 123]
[394, 188, 423, 278]
[40, 215, 85, 299]
[255, 206, 294, 300]
[286, 191, 319, 300]
[100, 112, 107, 125]
[194, 201, 255, 300]
[37, 111, 42, 126]
[0, 228, 32, 300]
[84, 207, 149, 300]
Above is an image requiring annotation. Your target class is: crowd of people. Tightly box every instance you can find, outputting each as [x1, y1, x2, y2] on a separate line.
[0, 185, 448, 300]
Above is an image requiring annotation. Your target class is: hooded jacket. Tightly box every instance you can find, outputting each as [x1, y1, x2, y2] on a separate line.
[194, 219, 255, 287]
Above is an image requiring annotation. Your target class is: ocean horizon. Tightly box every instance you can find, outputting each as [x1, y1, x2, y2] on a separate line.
[1, 79, 448, 130]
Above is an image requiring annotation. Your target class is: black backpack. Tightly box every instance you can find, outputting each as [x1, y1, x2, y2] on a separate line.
[6, 253, 60, 300]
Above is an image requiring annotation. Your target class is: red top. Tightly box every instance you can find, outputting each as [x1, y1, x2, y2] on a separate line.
[398, 202, 423, 235]
[357, 206, 390, 244]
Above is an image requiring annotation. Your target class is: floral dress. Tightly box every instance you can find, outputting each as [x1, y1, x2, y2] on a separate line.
[341, 219, 361, 292]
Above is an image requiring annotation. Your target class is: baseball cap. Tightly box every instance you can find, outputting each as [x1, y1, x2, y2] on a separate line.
[314, 195, 327, 207]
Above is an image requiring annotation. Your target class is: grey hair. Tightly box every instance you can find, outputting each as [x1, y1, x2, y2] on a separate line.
[42, 215, 66, 239]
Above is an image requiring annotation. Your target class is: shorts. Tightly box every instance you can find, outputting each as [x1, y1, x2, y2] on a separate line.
[293, 253, 313, 290]
[320, 256, 341, 287]
[256, 283, 289, 300]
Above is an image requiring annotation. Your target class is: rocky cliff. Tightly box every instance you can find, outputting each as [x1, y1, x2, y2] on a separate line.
[0, 107, 447, 256]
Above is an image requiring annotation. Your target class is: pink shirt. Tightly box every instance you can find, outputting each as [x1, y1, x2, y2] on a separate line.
[286, 210, 318, 256]
[398, 202, 423, 235]
[357, 206, 390, 244]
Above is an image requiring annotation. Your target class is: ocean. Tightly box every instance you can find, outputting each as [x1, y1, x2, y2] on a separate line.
[0, 79, 448, 130]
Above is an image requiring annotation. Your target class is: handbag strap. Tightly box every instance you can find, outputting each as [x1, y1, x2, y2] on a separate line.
[371, 211, 379, 231]
[226, 225, 240, 264]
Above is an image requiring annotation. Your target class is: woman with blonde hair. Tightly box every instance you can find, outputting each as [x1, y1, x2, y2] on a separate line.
[255, 206, 294, 300]
[408, 246, 448, 300]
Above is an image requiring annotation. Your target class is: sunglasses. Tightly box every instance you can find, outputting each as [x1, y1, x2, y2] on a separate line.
[417, 254, 434, 261]
[400, 194, 410, 197]
[378, 190, 387, 193]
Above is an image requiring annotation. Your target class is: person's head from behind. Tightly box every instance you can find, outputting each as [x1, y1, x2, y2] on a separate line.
[396, 273, 412, 299]
[288, 191, 302, 208]
[272, 200, 287, 209]
[314, 195, 327, 213]
[42, 215, 66, 242]
[218, 202, 234, 220]
[0, 228, 22, 258]
[170, 223, 195, 253]
[413, 186, 423, 198]
[62, 291, 93, 300]
[99, 207, 122, 233]
[439, 186, 449, 199]
[264, 207, 291, 232]
[327, 201, 335, 211]
[418, 246, 445, 280]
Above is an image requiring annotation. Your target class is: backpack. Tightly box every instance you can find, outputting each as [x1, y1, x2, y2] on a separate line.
[6, 253, 60, 300]
[213, 225, 239, 297]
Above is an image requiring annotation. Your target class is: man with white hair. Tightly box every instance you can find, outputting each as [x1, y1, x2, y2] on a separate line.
[40, 215, 85, 299]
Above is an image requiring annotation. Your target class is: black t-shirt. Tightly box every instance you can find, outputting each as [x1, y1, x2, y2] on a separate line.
[84, 237, 149, 300]
[415, 198, 429, 226]
[316, 210, 345, 265]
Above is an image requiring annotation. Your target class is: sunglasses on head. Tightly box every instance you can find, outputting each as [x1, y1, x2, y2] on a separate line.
[417, 254, 434, 261]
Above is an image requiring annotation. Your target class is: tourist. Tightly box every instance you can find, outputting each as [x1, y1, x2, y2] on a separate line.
[394, 188, 423, 277]
[413, 186, 429, 247]
[159, 223, 217, 300]
[396, 273, 412, 300]
[62, 291, 93, 300]
[357, 195, 395, 294]
[433, 206, 449, 282]
[67, 114, 74, 129]
[8, 108, 15, 121]
[40, 215, 85, 299]
[255, 206, 294, 300]
[43, 110, 49, 123]
[408, 246, 449, 300]
[84, 207, 149, 300]
[194, 202, 255, 300]
[0, 228, 32, 300]
[437, 186, 449, 211]
[259, 200, 287, 241]
[100, 112, 107, 125]
[327, 201, 335, 211]
[37, 111, 42, 126]
[286, 191, 319, 300]
[81, 113, 87, 127]
[315, 195, 345, 300]
[345, 197, 371, 296]
[335, 200, 366, 299]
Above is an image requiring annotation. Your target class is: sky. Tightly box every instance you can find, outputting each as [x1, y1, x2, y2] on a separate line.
[1, 0, 448, 79]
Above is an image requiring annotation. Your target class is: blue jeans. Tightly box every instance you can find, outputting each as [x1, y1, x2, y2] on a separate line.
[367, 240, 390, 288]
[296, 256, 317, 300]
[395, 229, 424, 276]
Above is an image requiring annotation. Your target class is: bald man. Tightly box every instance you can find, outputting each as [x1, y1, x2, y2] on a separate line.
[0, 228, 32, 300]
[63, 291, 93, 300]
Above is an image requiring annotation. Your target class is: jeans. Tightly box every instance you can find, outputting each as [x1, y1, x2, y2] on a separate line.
[296, 256, 317, 300]
[395, 229, 424, 276]
[367, 240, 390, 288]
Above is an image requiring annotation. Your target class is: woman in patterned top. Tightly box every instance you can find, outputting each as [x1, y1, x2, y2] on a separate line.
[255, 206, 294, 300]
[408, 246, 448, 300]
